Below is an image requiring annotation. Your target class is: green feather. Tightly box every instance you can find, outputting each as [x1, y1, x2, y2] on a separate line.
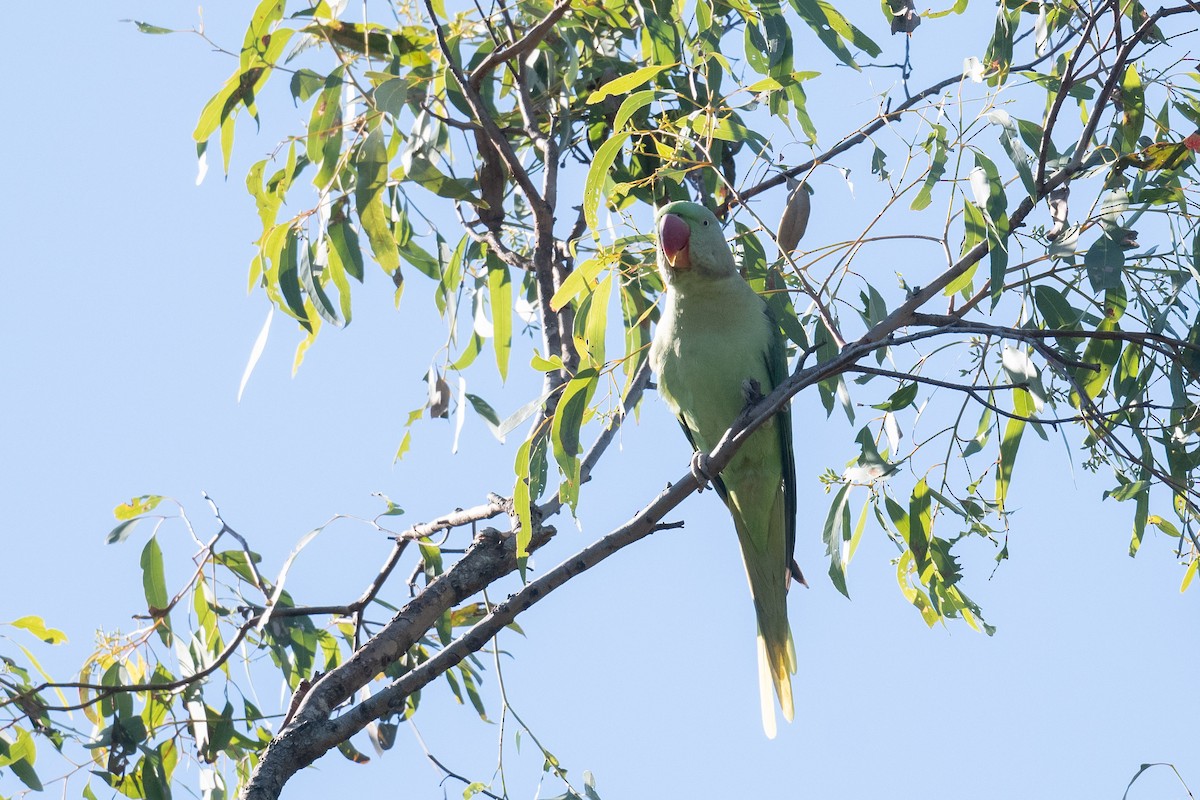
[649, 201, 798, 737]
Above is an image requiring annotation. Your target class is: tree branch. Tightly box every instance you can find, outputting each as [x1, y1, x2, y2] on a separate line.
[721, 25, 1073, 214]
[420, 0, 547, 217]
[467, 0, 572, 91]
[238, 331, 887, 800]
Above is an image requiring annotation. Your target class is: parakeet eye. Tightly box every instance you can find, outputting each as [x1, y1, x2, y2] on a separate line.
[703, 220, 709, 226]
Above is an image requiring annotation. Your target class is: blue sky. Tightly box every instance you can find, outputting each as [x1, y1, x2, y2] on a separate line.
[2, 3, 1196, 799]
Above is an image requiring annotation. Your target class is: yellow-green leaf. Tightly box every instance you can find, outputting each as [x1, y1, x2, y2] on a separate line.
[996, 387, 1033, 513]
[583, 132, 631, 238]
[1182, 558, 1198, 593]
[487, 258, 512, 381]
[140, 536, 170, 613]
[114, 495, 164, 521]
[550, 255, 608, 311]
[587, 64, 674, 105]
[613, 90, 659, 131]
[580, 272, 612, 368]
[8, 616, 67, 645]
[355, 125, 400, 273]
[513, 438, 534, 557]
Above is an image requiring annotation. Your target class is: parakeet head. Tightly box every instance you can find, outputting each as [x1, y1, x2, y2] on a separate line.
[656, 201, 738, 282]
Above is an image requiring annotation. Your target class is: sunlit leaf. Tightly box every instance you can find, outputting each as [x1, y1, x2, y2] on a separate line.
[584, 132, 631, 237]
[355, 125, 400, 273]
[114, 495, 164, 521]
[8, 616, 67, 645]
[822, 484, 852, 597]
[587, 64, 674, 104]
[487, 257, 512, 382]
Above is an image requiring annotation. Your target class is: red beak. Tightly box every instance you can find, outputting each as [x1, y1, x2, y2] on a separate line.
[659, 213, 691, 267]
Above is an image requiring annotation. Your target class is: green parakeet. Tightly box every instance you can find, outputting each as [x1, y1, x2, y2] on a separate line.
[648, 200, 801, 738]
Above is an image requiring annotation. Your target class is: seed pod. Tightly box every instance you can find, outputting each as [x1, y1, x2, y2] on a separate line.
[777, 182, 811, 254]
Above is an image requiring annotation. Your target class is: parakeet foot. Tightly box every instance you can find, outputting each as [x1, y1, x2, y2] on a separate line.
[690, 451, 713, 491]
[742, 378, 764, 405]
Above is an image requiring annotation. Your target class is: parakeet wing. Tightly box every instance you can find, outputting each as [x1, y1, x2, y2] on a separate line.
[764, 304, 799, 584]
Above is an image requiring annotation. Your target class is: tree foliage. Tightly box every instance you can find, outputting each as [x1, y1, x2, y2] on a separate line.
[4, 1, 1200, 798]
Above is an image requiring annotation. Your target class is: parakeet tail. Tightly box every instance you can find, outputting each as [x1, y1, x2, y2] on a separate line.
[733, 505, 796, 736]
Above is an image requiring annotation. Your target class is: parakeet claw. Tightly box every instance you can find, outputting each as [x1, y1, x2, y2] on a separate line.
[690, 451, 713, 491]
[742, 378, 764, 405]
[788, 559, 809, 590]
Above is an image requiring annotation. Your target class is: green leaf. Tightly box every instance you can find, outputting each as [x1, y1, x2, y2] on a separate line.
[486, 258, 512, 382]
[911, 124, 948, 211]
[991, 110, 1035, 197]
[531, 353, 565, 372]
[871, 382, 917, 411]
[960, 198, 987, 258]
[982, 5, 1021, 86]
[790, 0, 879, 70]
[513, 438, 534, 558]
[194, 73, 241, 144]
[907, 478, 931, 570]
[579, 273, 613, 368]
[465, 393, 505, 442]
[300, 241, 340, 325]
[289, 68, 325, 102]
[324, 232, 354, 325]
[551, 371, 599, 511]
[336, 739, 371, 764]
[374, 493, 405, 517]
[308, 68, 345, 189]
[613, 90, 659, 131]
[1084, 235, 1125, 293]
[140, 536, 170, 614]
[277, 232, 313, 331]
[328, 216, 365, 282]
[996, 387, 1032, 513]
[961, 406, 992, 458]
[1075, 318, 1121, 402]
[822, 484, 852, 598]
[587, 64, 674, 104]
[374, 77, 411, 118]
[550, 255, 608, 311]
[355, 125, 400, 274]
[106, 517, 145, 544]
[2, 734, 43, 796]
[1106, 480, 1149, 502]
[1117, 64, 1145, 151]
[401, 154, 483, 204]
[128, 20, 174, 34]
[584, 132, 631, 237]
[1034, 285, 1082, 329]
[8, 616, 67, 645]
[1182, 559, 1198, 593]
[213, 549, 265, 585]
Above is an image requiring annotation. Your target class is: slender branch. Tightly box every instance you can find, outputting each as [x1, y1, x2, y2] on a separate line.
[850, 364, 1171, 427]
[206, 493, 269, 595]
[239, 332, 883, 800]
[1030, 339, 1200, 514]
[5, 603, 331, 713]
[1070, 5, 1194, 169]
[286, 520, 554, 730]
[721, 27, 1073, 214]
[421, 0, 546, 215]
[908, 312, 1200, 359]
[393, 495, 512, 543]
[1037, 2, 1109, 189]
[468, 0, 572, 90]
